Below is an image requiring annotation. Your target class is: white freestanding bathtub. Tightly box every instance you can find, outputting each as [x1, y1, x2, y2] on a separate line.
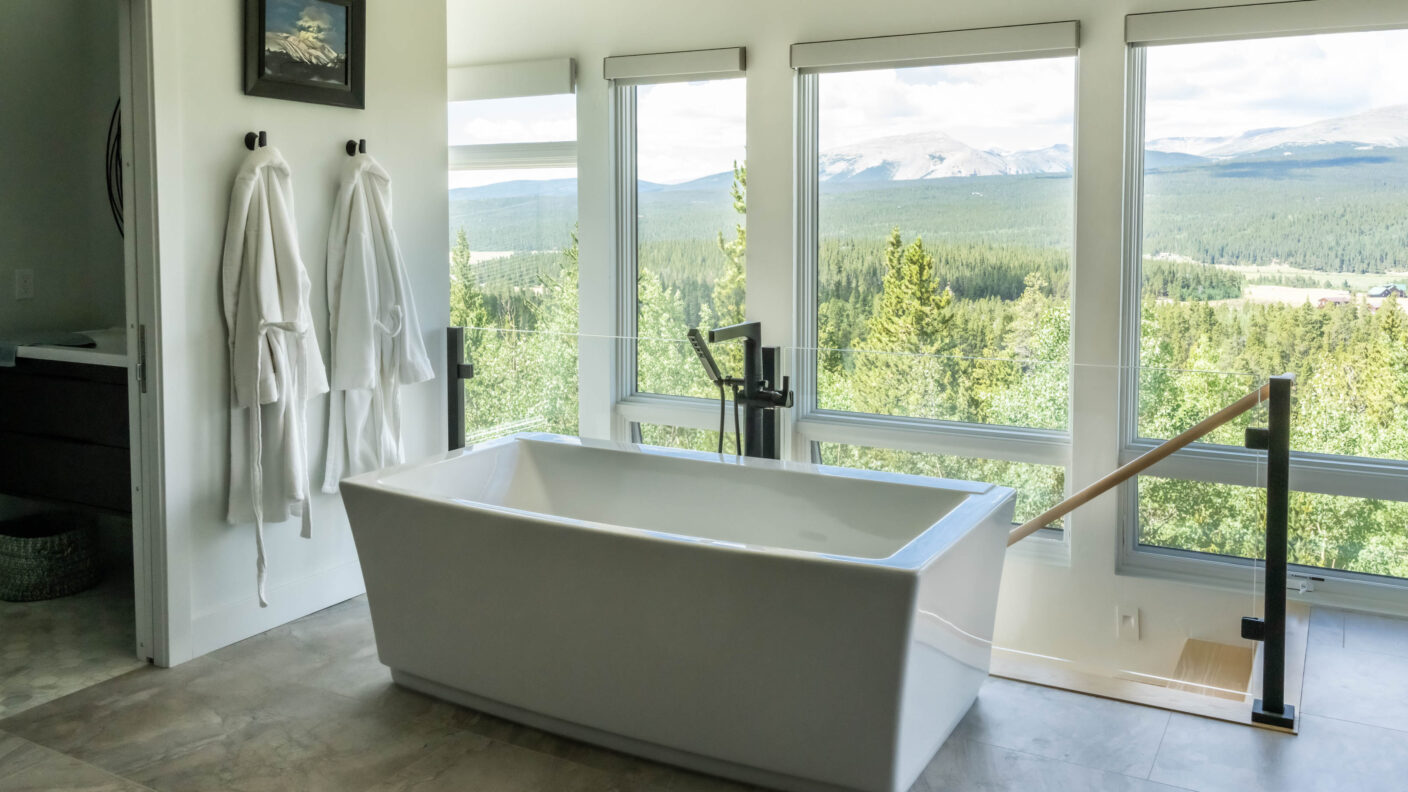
[341, 433, 1014, 792]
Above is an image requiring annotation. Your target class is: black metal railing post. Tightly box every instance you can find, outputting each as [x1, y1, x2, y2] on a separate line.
[447, 327, 473, 451]
[1242, 372, 1296, 730]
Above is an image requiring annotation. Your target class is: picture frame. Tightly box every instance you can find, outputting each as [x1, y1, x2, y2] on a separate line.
[243, 0, 365, 109]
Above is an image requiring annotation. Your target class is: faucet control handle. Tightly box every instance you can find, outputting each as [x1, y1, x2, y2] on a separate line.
[759, 376, 794, 408]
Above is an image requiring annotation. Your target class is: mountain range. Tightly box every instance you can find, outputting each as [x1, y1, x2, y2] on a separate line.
[451, 104, 1408, 199]
[1146, 104, 1408, 158]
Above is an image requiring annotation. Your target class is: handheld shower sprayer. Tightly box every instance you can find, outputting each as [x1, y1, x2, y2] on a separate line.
[687, 328, 723, 386]
[688, 328, 741, 455]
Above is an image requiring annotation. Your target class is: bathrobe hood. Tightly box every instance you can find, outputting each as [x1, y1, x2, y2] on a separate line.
[221, 145, 329, 606]
[322, 152, 434, 492]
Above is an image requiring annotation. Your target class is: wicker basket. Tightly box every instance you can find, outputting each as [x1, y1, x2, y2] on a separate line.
[0, 513, 101, 602]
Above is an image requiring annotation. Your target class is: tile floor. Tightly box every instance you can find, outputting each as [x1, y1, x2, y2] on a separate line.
[2, 597, 1406, 792]
[0, 575, 146, 719]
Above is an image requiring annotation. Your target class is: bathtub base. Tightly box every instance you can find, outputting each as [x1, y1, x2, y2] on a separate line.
[391, 669, 865, 792]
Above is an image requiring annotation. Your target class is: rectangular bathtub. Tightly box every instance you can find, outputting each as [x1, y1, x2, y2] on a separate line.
[340, 433, 1014, 792]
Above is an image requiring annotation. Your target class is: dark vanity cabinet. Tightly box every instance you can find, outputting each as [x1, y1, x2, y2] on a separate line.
[0, 358, 131, 513]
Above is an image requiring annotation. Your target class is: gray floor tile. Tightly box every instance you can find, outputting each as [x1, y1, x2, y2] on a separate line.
[0, 750, 153, 792]
[953, 677, 1171, 778]
[1343, 611, 1408, 658]
[1300, 641, 1408, 732]
[207, 596, 390, 700]
[0, 576, 147, 719]
[1150, 712, 1408, 792]
[913, 738, 1186, 792]
[0, 732, 51, 781]
[1, 655, 461, 792]
[363, 732, 617, 792]
[0, 657, 241, 769]
[1307, 607, 1344, 647]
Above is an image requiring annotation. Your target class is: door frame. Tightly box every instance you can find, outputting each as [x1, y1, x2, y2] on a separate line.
[118, 0, 169, 666]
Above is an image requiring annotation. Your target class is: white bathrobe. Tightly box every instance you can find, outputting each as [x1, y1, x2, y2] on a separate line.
[321, 153, 433, 493]
[221, 146, 329, 607]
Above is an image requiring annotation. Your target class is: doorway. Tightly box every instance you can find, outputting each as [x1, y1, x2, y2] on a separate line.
[0, 0, 162, 717]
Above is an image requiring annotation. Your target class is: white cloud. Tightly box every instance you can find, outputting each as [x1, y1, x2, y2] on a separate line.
[449, 94, 577, 146]
[819, 58, 1076, 152]
[1145, 29, 1408, 141]
[636, 79, 746, 184]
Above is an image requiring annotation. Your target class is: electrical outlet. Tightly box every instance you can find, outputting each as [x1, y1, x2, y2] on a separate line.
[1116, 605, 1141, 642]
[14, 269, 34, 300]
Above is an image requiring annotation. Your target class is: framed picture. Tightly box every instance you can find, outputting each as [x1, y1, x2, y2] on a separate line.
[244, 0, 365, 109]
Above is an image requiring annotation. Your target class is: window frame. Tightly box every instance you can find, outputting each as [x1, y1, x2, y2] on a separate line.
[1118, 30, 1408, 593]
[792, 43, 1080, 553]
[608, 61, 750, 434]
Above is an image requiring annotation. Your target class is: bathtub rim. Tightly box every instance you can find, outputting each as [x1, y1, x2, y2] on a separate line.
[340, 432, 1015, 573]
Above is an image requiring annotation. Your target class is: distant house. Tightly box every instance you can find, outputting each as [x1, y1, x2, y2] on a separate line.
[1317, 295, 1351, 308]
[1368, 284, 1407, 298]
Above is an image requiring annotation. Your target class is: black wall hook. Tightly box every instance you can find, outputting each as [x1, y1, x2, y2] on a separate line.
[345, 138, 366, 156]
[244, 130, 268, 150]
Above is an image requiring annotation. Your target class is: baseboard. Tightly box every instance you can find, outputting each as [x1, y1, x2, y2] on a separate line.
[185, 560, 365, 661]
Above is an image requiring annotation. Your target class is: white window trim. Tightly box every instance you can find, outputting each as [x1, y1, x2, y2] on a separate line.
[604, 47, 745, 84]
[1126, 0, 1408, 46]
[448, 58, 575, 102]
[791, 20, 1078, 73]
[446, 60, 578, 176]
[450, 141, 577, 172]
[1118, 30, 1408, 596]
[791, 37, 1079, 558]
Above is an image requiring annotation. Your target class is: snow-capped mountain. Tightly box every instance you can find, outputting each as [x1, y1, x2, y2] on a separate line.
[818, 132, 1071, 181]
[1000, 144, 1073, 175]
[1206, 105, 1408, 156]
[1145, 136, 1234, 157]
[1148, 105, 1408, 158]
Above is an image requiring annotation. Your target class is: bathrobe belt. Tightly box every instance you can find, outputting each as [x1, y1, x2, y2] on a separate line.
[247, 316, 315, 607]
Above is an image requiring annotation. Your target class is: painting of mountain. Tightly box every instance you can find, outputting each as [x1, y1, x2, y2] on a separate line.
[262, 0, 349, 85]
[244, 0, 363, 108]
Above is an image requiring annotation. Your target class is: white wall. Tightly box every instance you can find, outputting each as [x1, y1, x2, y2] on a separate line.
[147, 0, 448, 663]
[447, 0, 1408, 679]
[0, 0, 126, 337]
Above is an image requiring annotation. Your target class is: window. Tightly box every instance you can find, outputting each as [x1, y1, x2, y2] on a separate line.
[633, 422, 722, 453]
[809, 58, 1074, 431]
[816, 443, 1065, 530]
[792, 25, 1078, 545]
[614, 69, 746, 402]
[449, 93, 579, 442]
[1128, 28, 1408, 579]
[1140, 477, 1408, 580]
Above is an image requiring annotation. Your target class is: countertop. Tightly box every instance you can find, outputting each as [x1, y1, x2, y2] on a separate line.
[14, 328, 130, 369]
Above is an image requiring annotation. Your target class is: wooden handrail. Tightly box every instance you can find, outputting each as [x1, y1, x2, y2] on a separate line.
[1008, 377, 1291, 546]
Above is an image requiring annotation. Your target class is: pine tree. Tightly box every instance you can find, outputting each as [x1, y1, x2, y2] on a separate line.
[713, 162, 747, 327]
[863, 229, 953, 356]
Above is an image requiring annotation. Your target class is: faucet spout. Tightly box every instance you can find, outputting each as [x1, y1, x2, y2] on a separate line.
[706, 321, 761, 346]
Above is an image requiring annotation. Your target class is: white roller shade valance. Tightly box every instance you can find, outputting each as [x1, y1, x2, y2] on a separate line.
[1127, 0, 1408, 46]
[448, 58, 575, 102]
[790, 21, 1078, 73]
[603, 47, 746, 84]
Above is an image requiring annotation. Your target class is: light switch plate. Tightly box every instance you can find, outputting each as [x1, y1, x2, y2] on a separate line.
[14, 269, 34, 300]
